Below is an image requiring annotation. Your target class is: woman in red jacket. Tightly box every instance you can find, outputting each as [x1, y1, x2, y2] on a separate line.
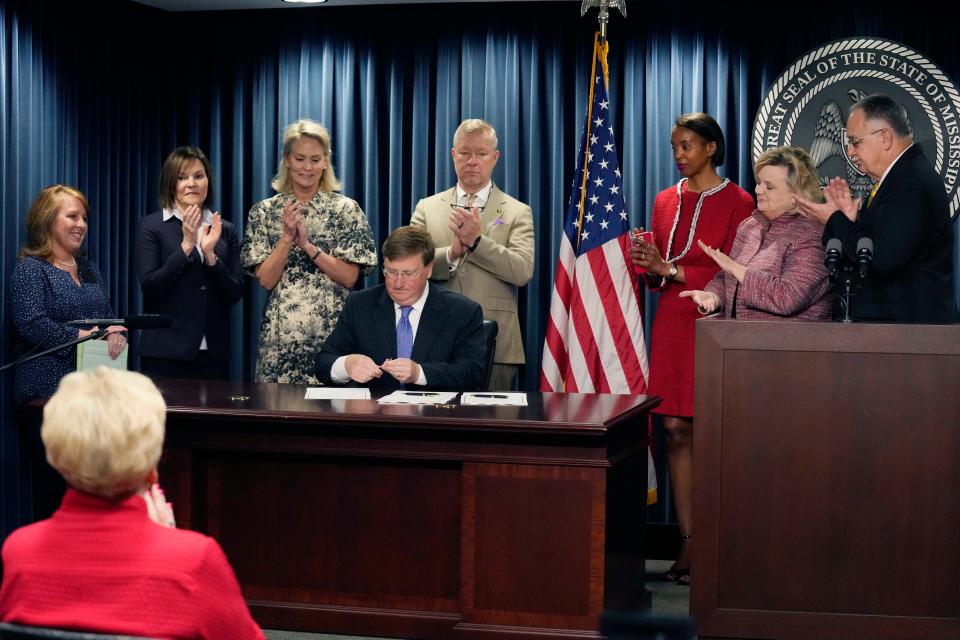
[0, 367, 264, 640]
[631, 113, 754, 585]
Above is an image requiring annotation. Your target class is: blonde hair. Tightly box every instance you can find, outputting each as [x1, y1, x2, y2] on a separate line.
[20, 185, 90, 261]
[452, 118, 498, 150]
[42, 368, 167, 499]
[272, 119, 342, 194]
[754, 145, 824, 203]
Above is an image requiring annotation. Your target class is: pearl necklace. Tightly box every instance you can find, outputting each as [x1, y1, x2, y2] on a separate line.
[663, 178, 731, 262]
[55, 257, 78, 268]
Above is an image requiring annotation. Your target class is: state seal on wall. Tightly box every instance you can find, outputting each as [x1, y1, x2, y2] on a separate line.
[752, 37, 960, 217]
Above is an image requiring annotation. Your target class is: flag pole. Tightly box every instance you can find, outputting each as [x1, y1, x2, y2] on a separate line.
[574, 35, 602, 252]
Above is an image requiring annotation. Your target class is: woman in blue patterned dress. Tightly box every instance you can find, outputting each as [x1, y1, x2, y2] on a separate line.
[10, 185, 126, 405]
[242, 119, 377, 383]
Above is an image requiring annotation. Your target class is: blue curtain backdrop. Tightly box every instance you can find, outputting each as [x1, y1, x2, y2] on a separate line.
[2, 0, 958, 534]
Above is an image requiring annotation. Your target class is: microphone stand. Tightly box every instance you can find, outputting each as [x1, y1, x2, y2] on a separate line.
[842, 275, 853, 323]
[0, 328, 110, 372]
[833, 264, 861, 323]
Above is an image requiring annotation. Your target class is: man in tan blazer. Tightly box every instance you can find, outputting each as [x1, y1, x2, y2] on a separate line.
[411, 119, 535, 390]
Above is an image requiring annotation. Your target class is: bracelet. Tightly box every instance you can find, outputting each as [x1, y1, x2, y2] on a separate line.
[310, 246, 322, 261]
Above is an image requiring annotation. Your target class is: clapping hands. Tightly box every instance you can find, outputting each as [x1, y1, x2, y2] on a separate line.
[698, 239, 746, 282]
[199, 213, 222, 265]
[678, 289, 721, 315]
[281, 198, 306, 245]
[447, 205, 481, 259]
[795, 177, 859, 224]
[143, 483, 176, 528]
[180, 204, 202, 256]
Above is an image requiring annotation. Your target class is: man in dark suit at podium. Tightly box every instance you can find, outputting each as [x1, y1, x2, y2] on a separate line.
[315, 226, 486, 394]
[797, 93, 957, 323]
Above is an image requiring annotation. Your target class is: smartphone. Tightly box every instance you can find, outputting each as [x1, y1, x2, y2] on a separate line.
[631, 229, 654, 274]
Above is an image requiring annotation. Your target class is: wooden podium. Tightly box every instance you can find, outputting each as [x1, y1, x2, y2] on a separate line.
[152, 382, 658, 640]
[691, 319, 960, 640]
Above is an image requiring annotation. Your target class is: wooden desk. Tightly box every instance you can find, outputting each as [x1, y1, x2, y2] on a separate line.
[154, 381, 658, 640]
[691, 319, 960, 640]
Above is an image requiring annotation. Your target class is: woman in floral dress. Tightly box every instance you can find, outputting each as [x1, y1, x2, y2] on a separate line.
[242, 119, 376, 383]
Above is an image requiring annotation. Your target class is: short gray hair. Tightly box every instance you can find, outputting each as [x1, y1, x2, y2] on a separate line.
[453, 118, 498, 150]
[852, 94, 913, 139]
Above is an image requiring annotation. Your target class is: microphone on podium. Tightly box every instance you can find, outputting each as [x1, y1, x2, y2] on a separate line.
[824, 238, 842, 278]
[856, 237, 874, 279]
[67, 314, 174, 329]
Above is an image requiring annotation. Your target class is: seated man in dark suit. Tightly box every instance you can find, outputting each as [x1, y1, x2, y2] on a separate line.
[315, 226, 486, 394]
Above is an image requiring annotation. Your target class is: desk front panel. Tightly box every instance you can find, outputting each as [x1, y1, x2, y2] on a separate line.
[157, 383, 657, 640]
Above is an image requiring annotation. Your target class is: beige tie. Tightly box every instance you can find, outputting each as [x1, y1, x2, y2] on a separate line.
[464, 193, 477, 208]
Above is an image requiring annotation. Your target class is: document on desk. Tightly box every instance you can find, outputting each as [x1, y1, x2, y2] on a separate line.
[77, 340, 128, 371]
[378, 390, 459, 405]
[460, 392, 528, 406]
[304, 387, 372, 400]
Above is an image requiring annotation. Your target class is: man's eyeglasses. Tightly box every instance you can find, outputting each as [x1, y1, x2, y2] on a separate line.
[383, 267, 423, 280]
[844, 128, 887, 149]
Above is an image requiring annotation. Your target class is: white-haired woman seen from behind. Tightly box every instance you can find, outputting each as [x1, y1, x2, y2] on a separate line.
[0, 367, 264, 639]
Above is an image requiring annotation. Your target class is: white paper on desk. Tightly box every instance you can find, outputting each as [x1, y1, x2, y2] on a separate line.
[76, 339, 128, 371]
[304, 387, 372, 400]
[461, 392, 528, 406]
[378, 390, 459, 405]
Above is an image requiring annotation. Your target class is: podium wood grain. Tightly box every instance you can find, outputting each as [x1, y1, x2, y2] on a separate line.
[691, 319, 960, 640]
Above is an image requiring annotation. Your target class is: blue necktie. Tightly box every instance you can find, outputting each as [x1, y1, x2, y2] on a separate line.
[396, 306, 413, 359]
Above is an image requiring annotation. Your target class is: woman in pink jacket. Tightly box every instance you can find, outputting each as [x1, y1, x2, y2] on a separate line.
[682, 146, 832, 320]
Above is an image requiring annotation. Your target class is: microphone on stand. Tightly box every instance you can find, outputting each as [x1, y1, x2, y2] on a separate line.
[856, 237, 874, 280]
[1, 315, 172, 373]
[824, 238, 842, 279]
[67, 314, 174, 329]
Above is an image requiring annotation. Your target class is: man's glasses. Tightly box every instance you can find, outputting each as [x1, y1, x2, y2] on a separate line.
[844, 128, 887, 149]
[383, 267, 423, 280]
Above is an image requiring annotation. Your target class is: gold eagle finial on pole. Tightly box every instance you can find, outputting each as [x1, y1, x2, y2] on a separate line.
[580, 0, 627, 43]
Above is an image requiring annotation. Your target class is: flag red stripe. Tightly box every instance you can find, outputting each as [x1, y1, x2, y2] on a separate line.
[568, 259, 611, 393]
[586, 239, 647, 393]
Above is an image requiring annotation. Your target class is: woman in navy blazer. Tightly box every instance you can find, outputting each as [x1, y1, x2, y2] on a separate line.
[136, 147, 243, 380]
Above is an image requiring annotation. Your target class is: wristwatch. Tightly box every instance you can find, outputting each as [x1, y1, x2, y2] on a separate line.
[467, 235, 482, 252]
[666, 262, 679, 280]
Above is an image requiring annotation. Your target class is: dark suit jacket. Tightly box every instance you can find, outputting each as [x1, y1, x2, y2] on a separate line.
[315, 282, 486, 395]
[136, 211, 244, 362]
[824, 145, 957, 323]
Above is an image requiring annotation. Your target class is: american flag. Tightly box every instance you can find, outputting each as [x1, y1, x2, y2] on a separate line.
[540, 37, 649, 396]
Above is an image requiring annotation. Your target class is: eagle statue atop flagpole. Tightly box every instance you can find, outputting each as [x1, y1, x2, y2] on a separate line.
[580, 0, 627, 43]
